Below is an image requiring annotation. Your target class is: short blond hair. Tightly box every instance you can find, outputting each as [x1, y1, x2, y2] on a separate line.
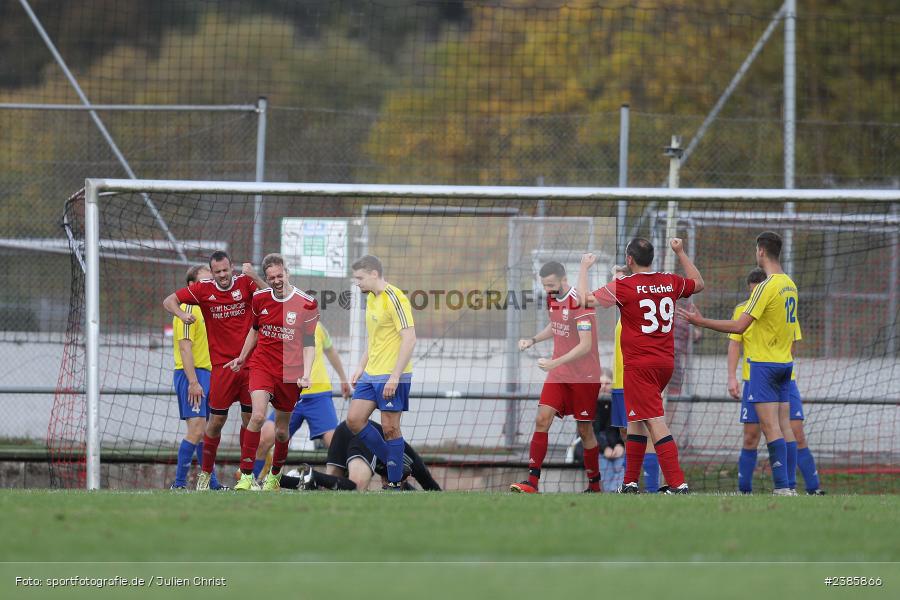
[261, 253, 286, 274]
[185, 264, 209, 284]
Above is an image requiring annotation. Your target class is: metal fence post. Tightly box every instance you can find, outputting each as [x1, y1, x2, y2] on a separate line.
[618, 104, 630, 264]
[783, 0, 797, 275]
[253, 96, 268, 266]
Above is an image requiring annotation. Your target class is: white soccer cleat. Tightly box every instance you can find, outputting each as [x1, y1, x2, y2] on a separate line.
[196, 471, 211, 491]
[772, 487, 797, 496]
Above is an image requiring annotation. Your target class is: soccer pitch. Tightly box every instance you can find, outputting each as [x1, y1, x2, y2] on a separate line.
[2, 491, 897, 599]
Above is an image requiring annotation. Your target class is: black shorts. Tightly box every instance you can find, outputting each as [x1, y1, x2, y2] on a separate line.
[326, 422, 377, 474]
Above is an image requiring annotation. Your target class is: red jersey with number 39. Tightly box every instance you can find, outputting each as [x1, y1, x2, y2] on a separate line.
[592, 272, 695, 369]
[175, 274, 258, 364]
[247, 287, 319, 381]
[547, 287, 601, 383]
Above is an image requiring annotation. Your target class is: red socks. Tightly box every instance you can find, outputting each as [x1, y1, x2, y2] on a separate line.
[528, 431, 549, 487]
[201, 434, 220, 474]
[271, 439, 289, 475]
[240, 429, 261, 475]
[654, 435, 685, 488]
[239, 425, 247, 448]
[583, 444, 601, 491]
[625, 434, 648, 484]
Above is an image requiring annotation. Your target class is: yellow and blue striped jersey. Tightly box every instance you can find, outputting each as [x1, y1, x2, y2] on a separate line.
[612, 320, 623, 390]
[364, 284, 414, 376]
[173, 304, 211, 371]
[741, 273, 801, 365]
[302, 323, 333, 396]
[730, 299, 802, 381]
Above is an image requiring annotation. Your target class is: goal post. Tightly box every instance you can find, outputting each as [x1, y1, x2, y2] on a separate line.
[74, 179, 899, 490]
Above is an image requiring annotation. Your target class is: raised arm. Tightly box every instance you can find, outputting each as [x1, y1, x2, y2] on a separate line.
[670, 238, 704, 293]
[577, 253, 600, 308]
[242, 262, 268, 290]
[678, 305, 754, 335]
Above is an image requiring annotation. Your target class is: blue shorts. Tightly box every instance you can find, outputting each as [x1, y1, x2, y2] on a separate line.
[610, 389, 627, 428]
[747, 361, 793, 404]
[739, 381, 759, 424]
[788, 380, 804, 421]
[265, 391, 339, 440]
[352, 373, 411, 412]
[173, 368, 211, 420]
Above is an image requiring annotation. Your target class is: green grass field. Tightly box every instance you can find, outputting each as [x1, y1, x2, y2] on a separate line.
[2, 490, 897, 599]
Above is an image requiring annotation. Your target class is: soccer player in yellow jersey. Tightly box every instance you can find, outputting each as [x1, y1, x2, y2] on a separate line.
[728, 267, 824, 494]
[170, 265, 223, 490]
[252, 322, 351, 480]
[346, 255, 417, 490]
[679, 232, 800, 495]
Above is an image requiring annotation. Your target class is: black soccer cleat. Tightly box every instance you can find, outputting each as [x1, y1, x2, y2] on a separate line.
[617, 482, 640, 494]
[382, 481, 404, 491]
[582, 488, 601, 494]
[807, 488, 826, 496]
[297, 464, 317, 491]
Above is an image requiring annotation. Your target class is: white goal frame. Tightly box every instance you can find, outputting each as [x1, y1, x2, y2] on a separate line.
[81, 178, 900, 489]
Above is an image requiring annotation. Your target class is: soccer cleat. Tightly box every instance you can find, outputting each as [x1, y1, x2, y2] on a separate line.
[509, 480, 539, 494]
[657, 485, 670, 494]
[262, 472, 282, 491]
[169, 482, 186, 490]
[296, 464, 317, 491]
[617, 482, 640, 494]
[234, 473, 260, 491]
[582, 488, 601, 494]
[661, 483, 690, 495]
[807, 488, 826, 496]
[196, 471, 211, 491]
[382, 481, 404, 491]
[772, 487, 797, 496]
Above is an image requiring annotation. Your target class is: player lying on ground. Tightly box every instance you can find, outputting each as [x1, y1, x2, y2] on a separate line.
[345, 255, 417, 490]
[511, 261, 603, 494]
[163, 251, 266, 490]
[579, 237, 704, 494]
[279, 420, 441, 492]
[609, 265, 659, 493]
[726, 267, 824, 495]
[170, 264, 225, 490]
[225, 253, 319, 491]
[679, 232, 801, 496]
[252, 322, 350, 481]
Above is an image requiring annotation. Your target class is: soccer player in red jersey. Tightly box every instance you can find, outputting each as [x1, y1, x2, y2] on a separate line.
[578, 238, 704, 494]
[510, 261, 603, 494]
[163, 250, 266, 490]
[224, 254, 319, 491]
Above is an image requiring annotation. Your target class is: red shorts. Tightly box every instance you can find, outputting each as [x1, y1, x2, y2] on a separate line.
[209, 364, 251, 412]
[539, 381, 601, 421]
[623, 366, 674, 422]
[248, 368, 300, 413]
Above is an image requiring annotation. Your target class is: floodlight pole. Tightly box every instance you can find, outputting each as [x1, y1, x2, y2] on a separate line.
[84, 181, 101, 491]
